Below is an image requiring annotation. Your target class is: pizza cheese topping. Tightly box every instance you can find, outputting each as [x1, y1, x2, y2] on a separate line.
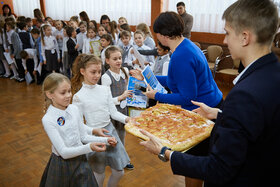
[125, 104, 214, 151]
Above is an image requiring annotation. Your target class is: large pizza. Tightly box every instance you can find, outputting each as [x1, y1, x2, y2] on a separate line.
[125, 104, 214, 151]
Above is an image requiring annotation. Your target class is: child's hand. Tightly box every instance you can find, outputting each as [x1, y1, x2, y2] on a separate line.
[130, 69, 144, 81]
[32, 70, 37, 76]
[125, 117, 131, 123]
[90, 142, 106, 152]
[119, 90, 133, 101]
[43, 61, 47, 65]
[25, 70, 28, 74]
[92, 128, 111, 137]
[107, 137, 117, 147]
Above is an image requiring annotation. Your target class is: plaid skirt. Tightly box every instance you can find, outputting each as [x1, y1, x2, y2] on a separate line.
[40, 153, 98, 187]
[87, 122, 130, 173]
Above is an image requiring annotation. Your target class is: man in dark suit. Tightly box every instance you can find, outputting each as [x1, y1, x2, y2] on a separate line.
[139, 0, 280, 186]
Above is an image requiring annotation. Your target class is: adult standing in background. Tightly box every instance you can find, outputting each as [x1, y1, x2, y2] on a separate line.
[177, 1, 193, 39]
[100, 15, 110, 27]
[79, 11, 90, 26]
[33, 8, 44, 21]
[0, 4, 16, 22]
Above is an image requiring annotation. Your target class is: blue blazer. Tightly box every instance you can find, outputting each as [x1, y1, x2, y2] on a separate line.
[170, 53, 280, 186]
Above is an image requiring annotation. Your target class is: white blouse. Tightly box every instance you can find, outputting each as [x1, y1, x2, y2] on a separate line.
[72, 83, 127, 129]
[127, 44, 155, 69]
[22, 48, 38, 71]
[41, 35, 60, 61]
[101, 68, 129, 105]
[76, 31, 87, 51]
[42, 104, 109, 159]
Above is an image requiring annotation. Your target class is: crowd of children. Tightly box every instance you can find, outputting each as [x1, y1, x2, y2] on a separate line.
[0, 10, 172, 187]
[0, 12, 170, 84]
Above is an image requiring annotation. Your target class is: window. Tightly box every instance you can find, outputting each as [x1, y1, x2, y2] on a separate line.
[13, 0, 40, 18]
[163, 0, 237, 33]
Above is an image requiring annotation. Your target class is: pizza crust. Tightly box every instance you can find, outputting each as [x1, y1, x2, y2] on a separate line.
[125, 104, 214, 152]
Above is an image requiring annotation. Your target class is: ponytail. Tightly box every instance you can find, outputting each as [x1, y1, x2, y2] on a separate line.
[40, 24, 50, 46]
[71, 54, 102, 94]
[120, 67, 128, 80]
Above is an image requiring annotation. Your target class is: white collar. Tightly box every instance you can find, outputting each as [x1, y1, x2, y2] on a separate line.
[233, 60, 256, 85]
[47, 104, 68, 116]
[82, 82, 97, 89]
[109, 69, 126, 80]
[159, 54, 169, 59]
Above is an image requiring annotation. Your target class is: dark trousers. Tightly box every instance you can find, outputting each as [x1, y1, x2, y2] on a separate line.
[186, 98, 223, 156]
[15, 58, 25, 78]
[26, 59, 35, 80]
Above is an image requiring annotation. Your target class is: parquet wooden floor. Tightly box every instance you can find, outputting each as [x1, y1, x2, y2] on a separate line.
[0, 77, 233, 187]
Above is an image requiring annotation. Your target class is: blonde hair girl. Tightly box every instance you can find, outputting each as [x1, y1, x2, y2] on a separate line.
[40, 24, 60, 73]
[41, 72, 116, 187]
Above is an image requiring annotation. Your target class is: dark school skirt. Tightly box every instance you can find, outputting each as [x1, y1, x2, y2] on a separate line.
[40, 153, 98, 187]
[87, 122, 130, 174]
[45, 50, 59, 72]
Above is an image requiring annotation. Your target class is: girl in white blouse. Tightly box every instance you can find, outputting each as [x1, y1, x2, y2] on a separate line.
[101, 46, 135, 170]
[40, 73, 117, 187]
[40, 24, 60, 73]
[82, 26, 100, 56]
[72, 54, 131, 187]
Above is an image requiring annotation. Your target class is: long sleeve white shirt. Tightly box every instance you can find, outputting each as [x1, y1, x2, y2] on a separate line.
[76, 31, 87, 52]
[72, 83, 127, 129]
[41, 35, 60, 61]
[62, 36, 69, 57]
[3, 30, 14, 50]
[101, 46, 109, 65]
[126, 44, 155, 69]
[22, 48, 38, 71]
[42, 104, 109, 159]
[101, 68, 129, 105]
[53, 29, 64, 50]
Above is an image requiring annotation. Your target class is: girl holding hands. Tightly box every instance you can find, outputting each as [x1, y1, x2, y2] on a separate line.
[72, 54, 131, 187]
[40, 73, 117, 186]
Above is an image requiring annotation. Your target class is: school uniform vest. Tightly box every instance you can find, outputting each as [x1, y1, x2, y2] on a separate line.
[105, 70, 128, 115]
[18, 32, 32, 49]
[122, 45, 132, 69]
[153, 55, 169, 76]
